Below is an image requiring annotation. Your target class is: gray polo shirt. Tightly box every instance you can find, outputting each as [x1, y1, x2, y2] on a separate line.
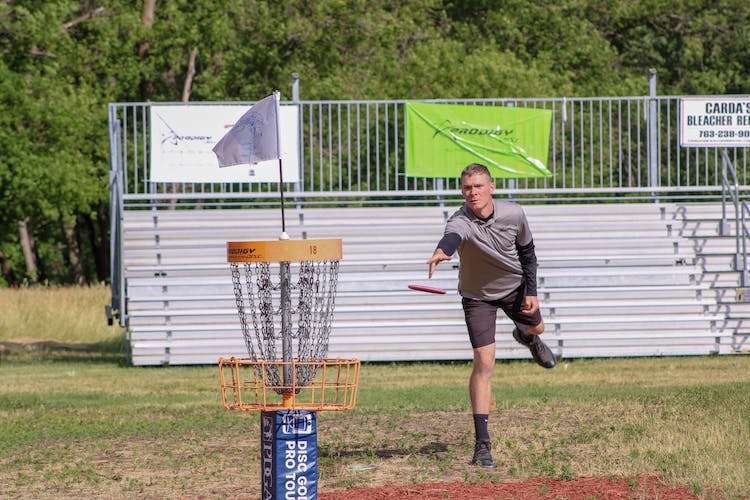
[443, 200, 535, 301]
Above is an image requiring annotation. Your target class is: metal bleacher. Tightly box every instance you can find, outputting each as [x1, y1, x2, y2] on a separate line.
[120, 202, 742, 365]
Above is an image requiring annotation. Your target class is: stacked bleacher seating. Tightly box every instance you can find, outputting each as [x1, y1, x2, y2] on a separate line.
[121, 202, 737, 365]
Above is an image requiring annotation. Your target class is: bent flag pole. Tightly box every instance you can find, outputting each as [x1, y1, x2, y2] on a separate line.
[212, 91, 288, 233]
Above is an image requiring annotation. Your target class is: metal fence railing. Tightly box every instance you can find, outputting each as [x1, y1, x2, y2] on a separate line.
[109, 96, 750, 207]
[721, 149, 750, 288]
[107, 87, 750, 329]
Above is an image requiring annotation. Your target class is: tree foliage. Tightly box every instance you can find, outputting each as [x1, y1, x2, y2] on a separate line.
[0, 0, 748, 285]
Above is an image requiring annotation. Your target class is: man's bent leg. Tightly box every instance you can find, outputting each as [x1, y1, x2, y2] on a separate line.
[512, 321, 556, 369]
[526, 320, 545, 335]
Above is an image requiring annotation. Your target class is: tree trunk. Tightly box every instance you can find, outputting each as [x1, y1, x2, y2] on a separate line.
[138, 0, 156, 58]
[168, 47, 199, 209]
[62, 7, 106, 30]
[141, 0, 156, 27]
[0, 250, 18, 286]
[63, 220, 85, 284]
[181, 47, 198, 102]
[86, 207, 108, 282]
[18, 218, 38, 283]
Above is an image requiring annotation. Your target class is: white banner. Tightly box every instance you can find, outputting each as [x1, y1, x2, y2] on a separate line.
[680, 97, 750, 147]
[149, 103, 299, 182]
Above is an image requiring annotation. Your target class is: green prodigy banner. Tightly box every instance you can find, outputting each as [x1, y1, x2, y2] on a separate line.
[405, 102, 553, 179]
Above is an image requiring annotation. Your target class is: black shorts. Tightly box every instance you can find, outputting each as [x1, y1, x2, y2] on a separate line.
[461, 284, 543, 349]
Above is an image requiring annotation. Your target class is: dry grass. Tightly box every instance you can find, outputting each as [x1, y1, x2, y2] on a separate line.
[0, 285, 123, 344]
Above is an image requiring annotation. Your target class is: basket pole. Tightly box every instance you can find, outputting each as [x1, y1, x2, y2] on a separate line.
[279, 260, 293, 387]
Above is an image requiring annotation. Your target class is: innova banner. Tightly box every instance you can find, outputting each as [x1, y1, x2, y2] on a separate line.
[149, 104, 299, 182]
[406, 102, 553, 179]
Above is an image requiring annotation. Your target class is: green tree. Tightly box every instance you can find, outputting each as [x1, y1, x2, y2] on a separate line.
[1, 0, 747, 286]
[0, 2, 109, 284]
[591, 0, 750, 94]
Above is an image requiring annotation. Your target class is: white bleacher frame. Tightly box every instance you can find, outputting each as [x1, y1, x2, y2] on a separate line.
[108, 91, 750, 365]
[116, 202, 744, 365]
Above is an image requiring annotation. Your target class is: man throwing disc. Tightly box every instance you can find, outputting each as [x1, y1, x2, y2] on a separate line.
[427, 163, 556, 468]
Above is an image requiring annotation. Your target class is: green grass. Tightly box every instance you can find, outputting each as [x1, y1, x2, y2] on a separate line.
[1, 287, 749, 498]
[1, 354, 748, 498]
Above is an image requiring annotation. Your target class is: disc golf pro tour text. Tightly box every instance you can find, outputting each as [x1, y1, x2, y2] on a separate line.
[284, 440, 311, 498]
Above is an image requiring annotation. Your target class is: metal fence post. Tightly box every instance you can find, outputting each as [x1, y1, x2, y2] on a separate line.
[107, 106, 126, 328]
[291, 73, 302, 208]
[648, 69, 659, 195]
[292, 73, 300, 102]
[721, 154, 729, 236]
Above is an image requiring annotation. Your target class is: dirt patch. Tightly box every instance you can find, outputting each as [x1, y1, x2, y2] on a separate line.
[319, 475, 699, 499]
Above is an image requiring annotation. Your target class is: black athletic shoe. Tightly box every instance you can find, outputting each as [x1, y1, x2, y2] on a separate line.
[471, 440, 496, 467]
[513, 328, 556, 369]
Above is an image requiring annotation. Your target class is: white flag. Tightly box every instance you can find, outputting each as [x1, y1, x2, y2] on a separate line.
[212, 92, 281, 167]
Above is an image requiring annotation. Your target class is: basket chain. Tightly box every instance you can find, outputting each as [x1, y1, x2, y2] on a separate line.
[230, 259, 340, 390]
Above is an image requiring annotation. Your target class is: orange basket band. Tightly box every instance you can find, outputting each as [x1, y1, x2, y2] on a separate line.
[227, 239, 342, 262]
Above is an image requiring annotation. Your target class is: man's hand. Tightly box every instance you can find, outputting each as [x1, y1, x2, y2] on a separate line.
[522, 295, 539, 314]
[427, 248, 452, 278]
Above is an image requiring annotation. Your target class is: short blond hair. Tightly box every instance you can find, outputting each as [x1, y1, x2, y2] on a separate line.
[461, 163, 491, 180]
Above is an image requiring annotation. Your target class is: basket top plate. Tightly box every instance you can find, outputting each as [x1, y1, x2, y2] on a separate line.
[227, 238, 342, 262]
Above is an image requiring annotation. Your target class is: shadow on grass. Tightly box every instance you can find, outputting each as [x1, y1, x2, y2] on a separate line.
[319, 441, 450, 460]
[0, 333, 128, 365]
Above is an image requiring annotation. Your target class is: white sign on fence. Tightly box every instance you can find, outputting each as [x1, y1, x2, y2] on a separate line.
[680, 97, 750, 148]
[149, 104, 300, 182]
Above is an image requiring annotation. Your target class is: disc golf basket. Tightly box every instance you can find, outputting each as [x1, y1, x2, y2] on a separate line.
[218, 238, 360, 411]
